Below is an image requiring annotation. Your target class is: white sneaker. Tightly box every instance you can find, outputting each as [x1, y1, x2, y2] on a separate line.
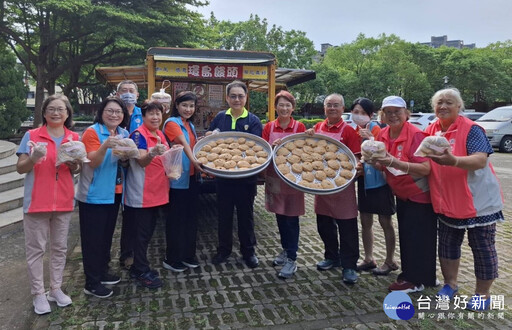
[33, 293, 51, 315]
[47, 288, 72, 307]
[278, 258, 297, 279]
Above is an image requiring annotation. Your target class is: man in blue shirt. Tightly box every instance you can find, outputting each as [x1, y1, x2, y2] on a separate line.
[207, 80, 262, 269]
[116, 80, 142, 133]
[116, 80, 143, 270]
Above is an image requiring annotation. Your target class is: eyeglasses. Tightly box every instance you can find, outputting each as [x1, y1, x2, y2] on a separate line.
[46, 107, 67, 114]
[325, 103, 342, 109]
[104, 108, 123, 116]
[228, 94, 246, 100]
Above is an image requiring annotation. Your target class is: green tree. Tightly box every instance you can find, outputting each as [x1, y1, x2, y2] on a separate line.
[205, 14, 316, 116]
[320, 34, 433, 110]
[0, 0, 207, 127]
[0, 42, 29, 138]
[439, 47, 512, 108]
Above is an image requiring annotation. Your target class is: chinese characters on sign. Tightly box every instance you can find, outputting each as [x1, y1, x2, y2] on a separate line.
[415, 295, 505, 320]
[156, 62, 268, 80]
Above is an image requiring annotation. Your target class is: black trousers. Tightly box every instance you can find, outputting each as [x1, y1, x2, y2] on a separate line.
[79, 194, 121, 287]
[216, 181, 257, 258]
[124, 205, 163, 274]
[316, 215, 359, 269]
[119, 207, 136, 263]
[396, 199, 437, 287]
[166, 176, 199, 263]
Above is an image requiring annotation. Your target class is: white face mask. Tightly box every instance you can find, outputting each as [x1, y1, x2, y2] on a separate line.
[352, 113, 371, 127]
[120, 92, 137, 105]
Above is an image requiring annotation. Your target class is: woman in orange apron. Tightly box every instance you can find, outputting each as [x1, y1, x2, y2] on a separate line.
[262, 91, 306, 279]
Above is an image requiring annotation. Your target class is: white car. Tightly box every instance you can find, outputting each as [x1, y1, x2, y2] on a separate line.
[476, 106, 512, 153]
[408, 113, 437, 131]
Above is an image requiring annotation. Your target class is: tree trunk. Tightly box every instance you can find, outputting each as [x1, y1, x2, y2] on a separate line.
[33, 64, 46, 128]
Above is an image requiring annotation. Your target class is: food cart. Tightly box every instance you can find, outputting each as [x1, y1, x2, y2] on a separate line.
[96, 47, 316, 132]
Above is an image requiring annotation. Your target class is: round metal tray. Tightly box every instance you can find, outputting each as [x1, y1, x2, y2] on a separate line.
[193, 131, 272, 179]
[272, 133, 357, 195]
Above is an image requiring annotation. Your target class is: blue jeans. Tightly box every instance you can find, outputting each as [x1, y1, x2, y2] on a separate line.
[276, 214, 300, 261]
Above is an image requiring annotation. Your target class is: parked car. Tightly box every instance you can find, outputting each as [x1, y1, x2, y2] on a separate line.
[342, 113, 354, 127]
[476, 106, 512, 153]
[461, 110, 486, 121]
[408, 112, 437, 131]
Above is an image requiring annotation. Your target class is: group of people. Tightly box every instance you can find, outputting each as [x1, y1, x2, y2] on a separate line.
[18, 81, 204, 314]
[18, 78, 503, 315]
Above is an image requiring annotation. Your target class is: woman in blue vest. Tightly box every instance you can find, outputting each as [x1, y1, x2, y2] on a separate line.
[162, 91, 203, 272]
[351, 98, 398, 275]
[76, 97, 129, 298]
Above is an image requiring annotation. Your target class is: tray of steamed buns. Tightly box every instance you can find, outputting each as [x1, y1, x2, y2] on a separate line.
[193, 131, 272, 179]
[272, 133, 357, 195]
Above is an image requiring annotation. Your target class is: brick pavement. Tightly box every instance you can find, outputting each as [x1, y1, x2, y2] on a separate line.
[27, 185, 512, 329]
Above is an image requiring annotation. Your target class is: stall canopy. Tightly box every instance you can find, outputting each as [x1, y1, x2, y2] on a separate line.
[95, 65, 316, 92]
[95, 48, 316, 121]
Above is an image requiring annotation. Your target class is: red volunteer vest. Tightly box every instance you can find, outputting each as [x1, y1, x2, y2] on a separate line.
[26, 126, 79, 213]
[378, 122, 430, 202]
[426, 115, 502, 219]
[127, 124, 169, 208]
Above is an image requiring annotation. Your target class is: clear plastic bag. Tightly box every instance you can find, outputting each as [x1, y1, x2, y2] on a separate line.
[361, 138, 387, 162]
[161, 145, 184, 179]
[56, 136, 90, 166]
[414, 136, 450, 157]
[27, 141, 47, 164]
[112, 137, 140, 160]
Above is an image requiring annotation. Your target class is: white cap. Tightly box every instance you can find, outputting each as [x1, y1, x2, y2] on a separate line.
[381, 96, 406, 109]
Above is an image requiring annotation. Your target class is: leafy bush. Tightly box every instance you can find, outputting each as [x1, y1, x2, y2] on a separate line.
[298, 118, 324, 128]
[73, 115, 95, 122]
[0, 44, 29, 138]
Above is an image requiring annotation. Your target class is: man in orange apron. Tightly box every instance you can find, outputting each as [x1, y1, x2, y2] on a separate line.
[307, 93, 361, 284]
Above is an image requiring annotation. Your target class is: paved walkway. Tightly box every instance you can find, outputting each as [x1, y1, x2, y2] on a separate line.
[2, 152, 512, 329]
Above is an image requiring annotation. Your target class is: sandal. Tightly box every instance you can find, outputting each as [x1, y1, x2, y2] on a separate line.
[372, 261, 399, 276]
[356, 260, 377, 272]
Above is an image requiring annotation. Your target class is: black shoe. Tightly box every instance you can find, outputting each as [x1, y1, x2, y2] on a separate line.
[84, 283, 113, 298]
[100, 273, 121, 285]
[162, 260, 187, 272]
[244, 255, 259, 268]
[212, 253, 230, 265]
[182, 258, 200, 268]
[137, 270, 162, 289]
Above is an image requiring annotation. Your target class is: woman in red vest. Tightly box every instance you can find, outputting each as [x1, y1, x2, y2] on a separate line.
[371, 96, 437, 293]
[17, 95, 80, 314]
[426, 88, 503, 311]
[124, 101, 169, 289]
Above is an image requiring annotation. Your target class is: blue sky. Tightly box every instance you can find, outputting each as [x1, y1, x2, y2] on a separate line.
[194, 0, 512, 50]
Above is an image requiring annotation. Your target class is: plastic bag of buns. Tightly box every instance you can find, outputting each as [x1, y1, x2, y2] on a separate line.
[414, 136, 450, 157]
[56, 137, 89, 166]
[361, 139, 387, 162]
[112, 137, 140, 160]
[161, 145, 184, 179]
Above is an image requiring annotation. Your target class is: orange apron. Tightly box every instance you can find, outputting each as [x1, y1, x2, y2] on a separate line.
[264, 121, 305, 216]
[314, 122, 358, 219]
